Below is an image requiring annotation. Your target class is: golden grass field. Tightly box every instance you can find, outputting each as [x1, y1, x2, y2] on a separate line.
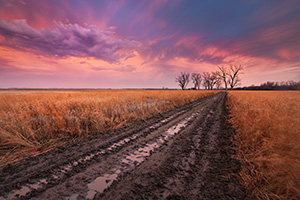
[0, 90, 217, 167]
[227, 91, 300, 199]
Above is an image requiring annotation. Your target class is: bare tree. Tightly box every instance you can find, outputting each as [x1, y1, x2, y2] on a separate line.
[202, 72, 220, 90]
[191, 73, 202, 90]
[215, 79, 222, 89]
[228, 64, 243, 89]
[202, 72, 211, 89]
[218, 65, 228, 91]
[211, 71, 221, 89]
[175, 72, 190, 90]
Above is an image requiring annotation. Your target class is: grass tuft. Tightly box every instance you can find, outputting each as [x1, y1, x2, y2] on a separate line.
[227, 91, 300, 199]
[0, 89, 217, 167]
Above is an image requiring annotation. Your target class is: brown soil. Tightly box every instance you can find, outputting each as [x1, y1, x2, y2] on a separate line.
[0, 92, 246, 200]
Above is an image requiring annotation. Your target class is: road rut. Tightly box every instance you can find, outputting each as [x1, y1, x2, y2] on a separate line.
[0, 92, 246, 200]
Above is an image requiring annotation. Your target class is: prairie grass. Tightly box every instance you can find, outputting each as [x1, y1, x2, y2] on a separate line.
[227, 91, 300, 199]
[0, 90, 217, 167]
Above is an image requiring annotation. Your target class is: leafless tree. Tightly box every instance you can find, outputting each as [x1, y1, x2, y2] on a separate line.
[211, 71, 221, 89]
[215, 79, 222, 89]
[218, 65, 228, 91]
[202, 72, 211, 89]
[228, 64, 243, 89]
[191, 73, 202, 90]
[175, 72, 190, 90]
[202, 71, 220, 90]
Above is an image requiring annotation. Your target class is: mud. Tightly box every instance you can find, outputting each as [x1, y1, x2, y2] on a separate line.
[0, 92, 246, 200]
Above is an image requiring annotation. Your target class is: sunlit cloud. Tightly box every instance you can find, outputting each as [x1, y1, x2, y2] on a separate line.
[0, 19, 143, 63]
[0, 0, 299, 88]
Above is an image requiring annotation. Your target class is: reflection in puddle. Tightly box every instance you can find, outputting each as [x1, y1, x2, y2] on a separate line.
[29, 179, 47, 190]
[86, 174, 118, 199]
[149, 110, 185, 129]
[7, 186, 31, 200]
[3, 108, 202, 200]
[5, 178, 48, 200]
[83, 113, 198, 199]
[3, 135, 138, 200]
[67, 193, 79, 200]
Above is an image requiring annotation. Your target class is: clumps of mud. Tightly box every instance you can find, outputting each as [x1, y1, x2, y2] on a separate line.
[96, 92, 246, 200]
[69, 110, 201, 199]
[0, 93, 246, 200]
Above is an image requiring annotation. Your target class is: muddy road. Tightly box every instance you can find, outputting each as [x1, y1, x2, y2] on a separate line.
[0, 92, 246, 200]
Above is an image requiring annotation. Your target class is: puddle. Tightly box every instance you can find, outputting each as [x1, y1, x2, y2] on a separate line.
[3, 107, 203, 200]
[81, 112, 198, 199]
[5, 177, 49, 200]
[29, 179, 47, 190]
[6, 186, 31, 200]
[2, 135, 140, 200]
[67, 193, 79, 200]
[86, 174, 118, 199]
[149, 110, 185, 129]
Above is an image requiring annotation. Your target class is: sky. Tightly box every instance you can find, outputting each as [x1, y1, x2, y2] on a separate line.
[0, 0, 300, 89]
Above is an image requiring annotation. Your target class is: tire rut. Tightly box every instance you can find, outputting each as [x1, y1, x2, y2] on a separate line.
[0, 92, 246, 200]
[95, 92, 246, 200]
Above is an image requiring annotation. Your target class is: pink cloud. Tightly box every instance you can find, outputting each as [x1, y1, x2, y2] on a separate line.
[0, 19, 143, 63]
[92, 65, 136, 73]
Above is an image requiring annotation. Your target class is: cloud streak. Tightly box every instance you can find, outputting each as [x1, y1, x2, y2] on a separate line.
[0, 0, 300, 88]
[0, 19, 142, 63]
[92, 65, 136, 72]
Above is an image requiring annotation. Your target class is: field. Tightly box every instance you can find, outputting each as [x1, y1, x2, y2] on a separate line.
[227, 91, 300, 199]
[1, 92, 247, 199]
[0, 90, 217, 167]
[2, 89, 299, 199]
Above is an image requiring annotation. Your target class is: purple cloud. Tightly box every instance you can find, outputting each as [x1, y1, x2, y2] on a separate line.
[115, 65, 136, 72]
[0, 19, 143, 63]
[0, 0, 25, 7]
[0, 57, 16, 72]
[0, 57, 49, 74]
[92, 65, 136, 73]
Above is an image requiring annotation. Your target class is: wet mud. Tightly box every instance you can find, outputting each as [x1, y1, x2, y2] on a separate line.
[0, 92, 246, 200]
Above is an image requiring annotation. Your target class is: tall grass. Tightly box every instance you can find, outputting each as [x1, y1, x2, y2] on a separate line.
[227, 91, 300, 199]
[0, 90, 217, 167]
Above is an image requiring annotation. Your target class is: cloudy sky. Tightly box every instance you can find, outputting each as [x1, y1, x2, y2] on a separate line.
[0, 0, 300, 88]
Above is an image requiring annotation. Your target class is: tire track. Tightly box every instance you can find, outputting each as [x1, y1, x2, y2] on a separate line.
[96, 92, 246, 200]
[0, 93, 221, 200]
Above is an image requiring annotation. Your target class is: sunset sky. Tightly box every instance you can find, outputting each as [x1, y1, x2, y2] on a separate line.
[0, 0, 300, 88]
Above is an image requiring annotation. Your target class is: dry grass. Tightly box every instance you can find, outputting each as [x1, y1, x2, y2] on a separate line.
[0, 89, 217, 167]
[227, 91, 300, 199]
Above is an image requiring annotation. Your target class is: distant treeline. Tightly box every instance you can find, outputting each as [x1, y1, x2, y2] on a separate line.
[236, 80, 300, 90]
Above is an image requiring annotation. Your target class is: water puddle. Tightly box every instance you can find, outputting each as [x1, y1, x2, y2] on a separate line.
[3, 107, 204, 200]
[3, 135, 138, 200]
[6, 186, 31, 200]
[67, 194, 79, 200]
[149, 110, 185, 129]
[86, 173, 118, 199]
[80, 112, 200, 199]
[6, 179, 47, 200]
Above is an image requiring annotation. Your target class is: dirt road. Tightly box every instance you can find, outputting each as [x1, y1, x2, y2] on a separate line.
[0, 92, 246, 200]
